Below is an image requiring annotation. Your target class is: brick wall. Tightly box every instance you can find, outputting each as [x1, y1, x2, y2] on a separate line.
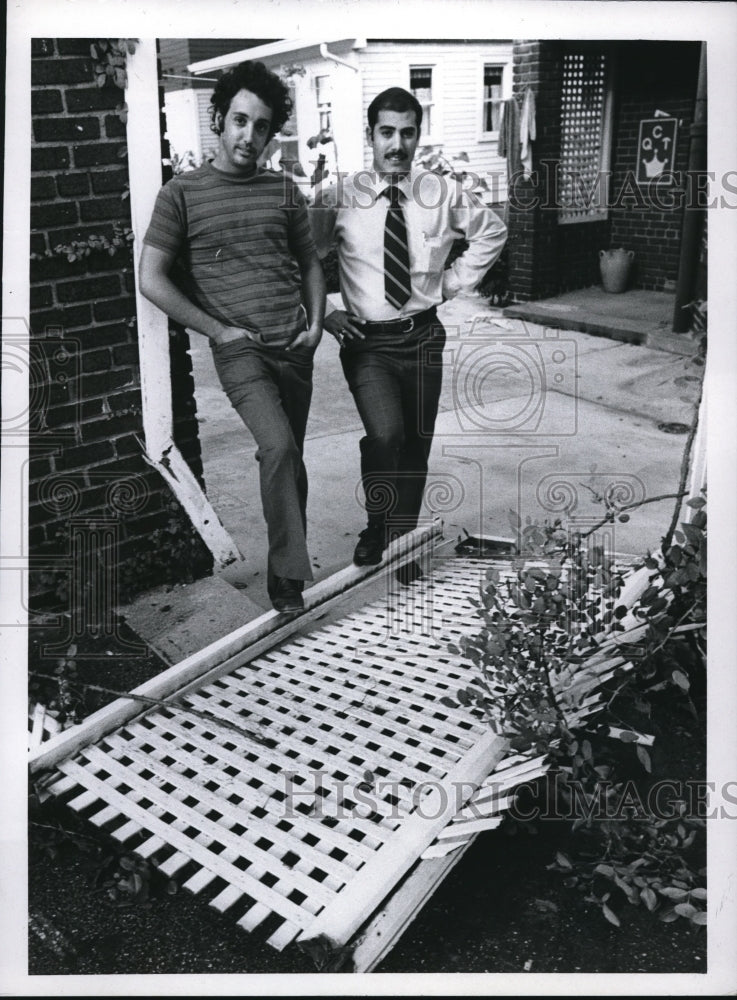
[506, 40, 569, 300]
[29, 38, 212, 612]
[609, 41, 701, 290]
[507, 40, 701, 299]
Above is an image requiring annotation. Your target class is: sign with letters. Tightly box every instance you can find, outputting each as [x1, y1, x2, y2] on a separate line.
[637, 117, 678, 184]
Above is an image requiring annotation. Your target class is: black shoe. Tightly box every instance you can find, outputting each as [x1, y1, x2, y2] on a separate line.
[270, 577, 304, 613]
[395, 560, 424, 586]
[353, 524, 385, 566]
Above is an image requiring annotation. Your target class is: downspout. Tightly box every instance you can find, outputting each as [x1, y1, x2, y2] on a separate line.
[672, 42, 707, 333]
[319, 43, 359, 71]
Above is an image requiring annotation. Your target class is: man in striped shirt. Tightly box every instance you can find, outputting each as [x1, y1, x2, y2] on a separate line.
[140, 61, 325, 613]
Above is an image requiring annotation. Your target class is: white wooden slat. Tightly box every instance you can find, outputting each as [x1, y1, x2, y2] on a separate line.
[66, 789, 103, 813]
[185, 683, 453, 794]
[266, 918, 303, 952]
[420, 840, 465, 861]
[57, 756, 315, 929]
[139, 711, 383, 858]
[253, 646, 479, 757]
[214, 668, 464, 780]
[269, 636, 484, 746]
[106, 726, 357, 886]
[74, 744, 332, 914]
[210, 883, 247, 915]
[96, 741, 339, 908]
[457, 771, 547, 820]
[30, 704, 45, 748]
[165, 702, 392, 832]
[480, 753, 548, 781]
[435, 802, 513, 841]
[298, 731, 508, 952]
[43, 772, 79, 797]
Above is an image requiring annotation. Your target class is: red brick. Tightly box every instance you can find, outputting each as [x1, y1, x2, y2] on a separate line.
[93, 298, 136, 322]
[79, 196, 129, 223]
[31, 176, 57, 201]
[32, 146, 71, 171]
[54, 439, 116, 471]
[73, 143, 126, 168]
[89, 169, 129, 194]
[104, 114, 127, 139]
[34, 116, 100, 143]
[31, 201, 79, 229]
[81, 348, 113, 373]
[31, 304, 93, 332]
[57, 39, 99, 56]
[31, 39, 56, 58]
[32, 89, 63, 114]
[32, 58, 92, 86]
[65, 86, 122, 112]
[56, 173, 90, 197]
[30, 284, 54, 309]
[82, 369, 137, 397]
[56, 274, 121, 304]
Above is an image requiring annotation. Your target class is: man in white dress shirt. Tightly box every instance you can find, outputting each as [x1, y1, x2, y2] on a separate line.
[311, 87, 507, 570]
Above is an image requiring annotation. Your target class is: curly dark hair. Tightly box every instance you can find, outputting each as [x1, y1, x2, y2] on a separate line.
[209, 60, 292, 139]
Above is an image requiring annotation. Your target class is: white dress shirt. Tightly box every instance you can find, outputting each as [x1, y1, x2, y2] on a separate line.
[311, 168, 507, 321]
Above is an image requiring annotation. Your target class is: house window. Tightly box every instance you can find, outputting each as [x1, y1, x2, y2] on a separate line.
[410, 66, 434, 142]
[558, 50, 613, 223]
[276, 79, 300, 176]
[315, 75, 332, 135]
[482, 65, 504, 134]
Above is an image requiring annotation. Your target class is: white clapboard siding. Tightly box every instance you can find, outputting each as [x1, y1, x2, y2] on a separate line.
[358, 41, 513, 203]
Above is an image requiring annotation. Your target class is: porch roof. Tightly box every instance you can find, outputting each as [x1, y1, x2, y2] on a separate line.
[188, 38, 365, 75]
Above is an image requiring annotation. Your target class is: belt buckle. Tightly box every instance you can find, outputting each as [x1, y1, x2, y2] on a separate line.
[404, 315, 415, 334]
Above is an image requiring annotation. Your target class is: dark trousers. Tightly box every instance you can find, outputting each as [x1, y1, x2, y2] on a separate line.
[211, 337, 314, 584]
[340, 320, 446, 538]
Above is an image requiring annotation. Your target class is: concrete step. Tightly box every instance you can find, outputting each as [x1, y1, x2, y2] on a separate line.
[118, 574, 265, 665]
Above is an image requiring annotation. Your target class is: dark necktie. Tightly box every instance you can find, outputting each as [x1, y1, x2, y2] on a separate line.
[382, 183, 411, 309]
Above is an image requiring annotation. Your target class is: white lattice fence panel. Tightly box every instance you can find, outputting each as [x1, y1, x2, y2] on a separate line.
[44, 558, 514, 950]
[40, 553, 644, 957]
[559, 49, 610, 222]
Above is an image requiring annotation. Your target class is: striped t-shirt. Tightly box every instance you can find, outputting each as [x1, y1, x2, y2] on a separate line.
[143, 162, 317, 346]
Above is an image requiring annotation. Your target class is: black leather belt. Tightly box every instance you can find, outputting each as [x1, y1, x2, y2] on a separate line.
[360, 307, 437, 336]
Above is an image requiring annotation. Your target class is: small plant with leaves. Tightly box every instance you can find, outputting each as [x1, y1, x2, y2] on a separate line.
[444, 490, 707, 929]
[90, 39, 139, 90]
[31, 221, 135, 265]
[416, 145, 491, 201]
[551, 801, 706, 928]
[29, 644, 81, 726]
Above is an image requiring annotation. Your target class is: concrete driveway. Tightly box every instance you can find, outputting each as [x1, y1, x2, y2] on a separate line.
[189, 291, 701, 607]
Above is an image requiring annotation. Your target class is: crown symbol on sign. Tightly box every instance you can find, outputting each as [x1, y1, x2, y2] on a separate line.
[642, 150, 668, 178]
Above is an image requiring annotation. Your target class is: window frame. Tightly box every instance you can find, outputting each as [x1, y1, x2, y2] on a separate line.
[478, 59, 511, 142]
[312, 72, 333, 136]
[406, 61, 441, 146]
